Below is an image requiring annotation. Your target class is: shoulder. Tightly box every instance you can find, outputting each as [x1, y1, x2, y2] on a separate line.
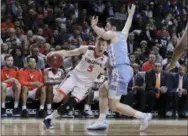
[12, 66, 19, 71]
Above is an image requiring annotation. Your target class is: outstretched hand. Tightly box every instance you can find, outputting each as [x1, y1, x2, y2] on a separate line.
[128, 4, 136, 16]
[91, 16, 98, 27]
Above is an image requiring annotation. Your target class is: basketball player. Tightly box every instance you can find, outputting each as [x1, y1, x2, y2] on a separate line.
[43, 67, 65, 115]
[166, 23, 188, 71]
[43, 37, 108, 129]
[1, 54, 21, 116]
[87, 4, 152, 131]
[19, 56, 46, 118]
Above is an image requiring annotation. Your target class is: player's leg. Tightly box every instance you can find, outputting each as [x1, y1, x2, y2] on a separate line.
[46, 85, 53, 115]
[21, 86, 29, 117]
[87, 81, 109, 130]
[43, 74, 74, 129]
[12, 82, 21, 113]
[37, 87, 46, 117]
[84, 89, 94, 116]
[1, 83, 7, 115]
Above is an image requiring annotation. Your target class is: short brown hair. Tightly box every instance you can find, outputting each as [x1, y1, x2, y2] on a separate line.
[4, 54, 13, 61]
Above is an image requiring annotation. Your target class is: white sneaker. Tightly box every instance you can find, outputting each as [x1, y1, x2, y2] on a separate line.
[84, 108, 94, 116]
[87, 120, 108, 130]
[140, 113, 152, 131]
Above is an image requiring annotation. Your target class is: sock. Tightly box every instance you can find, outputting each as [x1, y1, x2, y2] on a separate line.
[14, 101, 19, 108]
[47, 104, 52, 110]
[98, 113, 106, 122]
[2, 102, 5, 108]
[40, 105, 44, 110]
[22, 105, 26, 110]
[84, 104, 89, 111]
[134, 111, 145, 119]
[45, 110, 59, 120]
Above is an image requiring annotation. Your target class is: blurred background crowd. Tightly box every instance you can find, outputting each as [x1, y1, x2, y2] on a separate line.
[1, 0, 188, 119]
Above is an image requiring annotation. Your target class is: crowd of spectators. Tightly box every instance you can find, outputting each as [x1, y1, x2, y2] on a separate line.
[1, 0, 188, 118]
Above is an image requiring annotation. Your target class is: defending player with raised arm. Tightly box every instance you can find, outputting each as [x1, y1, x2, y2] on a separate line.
[87, 4, 152, 132]
[43, 37, 109, 129]
[166, 23, 188, 71]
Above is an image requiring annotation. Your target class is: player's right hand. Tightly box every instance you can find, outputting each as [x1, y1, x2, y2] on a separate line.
[128, 4, 136, 16]
[32, 81, 42, 88]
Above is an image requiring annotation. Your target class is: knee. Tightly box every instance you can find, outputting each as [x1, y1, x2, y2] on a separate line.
[99, 85, 108, 98]
[1, 83, 7, 91]
[53, 93, 64, 103]
[41, 87, 46, 95]
[22, 86, 28, 94]
[109, 100, 118, 112]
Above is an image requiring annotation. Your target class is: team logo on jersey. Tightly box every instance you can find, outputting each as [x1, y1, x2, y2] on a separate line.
[85, 58, 102, 67]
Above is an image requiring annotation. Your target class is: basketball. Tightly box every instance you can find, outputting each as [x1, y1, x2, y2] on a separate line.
[47, 53, 63, 68]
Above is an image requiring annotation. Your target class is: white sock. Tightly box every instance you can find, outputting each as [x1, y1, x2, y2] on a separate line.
[2, 102, 5, 108]
[14, 101, 19, 108]
[45, 110, 59, 120]
[40, 105, 44, 110]
[134, 111, 145, 119]
[47, 104, 52, 110]
[22, 105, 26, 110]
[84, 104, 89, 110]
[98, 113, 106, 122]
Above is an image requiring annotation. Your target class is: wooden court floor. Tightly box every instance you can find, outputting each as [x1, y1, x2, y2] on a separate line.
[1, 118, 188, 135]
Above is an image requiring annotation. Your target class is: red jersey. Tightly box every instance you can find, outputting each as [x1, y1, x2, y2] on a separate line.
[19, 68, 44, 90]
[142, 61, 153, 72]
[1, 66, 19, 87]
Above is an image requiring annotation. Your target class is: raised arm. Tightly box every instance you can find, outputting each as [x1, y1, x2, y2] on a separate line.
[91, 16, 115, 40]
[48, 46, 88, 58]
[122, 4, 136, 40]
[166, 24, 188, 71]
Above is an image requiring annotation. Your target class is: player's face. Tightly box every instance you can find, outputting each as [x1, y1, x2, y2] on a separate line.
[95, 40, 107, 56]
[105, 22, 112, 31]
[5, 57, 13, 68]
[28, 58, 37, 69]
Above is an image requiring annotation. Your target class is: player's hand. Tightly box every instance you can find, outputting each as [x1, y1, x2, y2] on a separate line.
[128, 4, 136, 16]
[32, 81, 42, 88]
[91, 16, 98, 27]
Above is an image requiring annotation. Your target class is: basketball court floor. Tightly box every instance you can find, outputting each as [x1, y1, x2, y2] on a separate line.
[1, 118, 187, 135]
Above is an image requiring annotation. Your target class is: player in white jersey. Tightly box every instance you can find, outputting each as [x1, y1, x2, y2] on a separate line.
[43, 37, 108, 129]
[43, 67, 65, 114]
[88, 4, 152, 131]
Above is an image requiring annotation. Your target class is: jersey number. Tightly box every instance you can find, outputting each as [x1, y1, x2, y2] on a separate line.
[87, 65, 94, 72]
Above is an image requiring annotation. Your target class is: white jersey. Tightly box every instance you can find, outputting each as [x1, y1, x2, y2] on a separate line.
[72, 46, 108, 86]
[45, 68, 64, 82]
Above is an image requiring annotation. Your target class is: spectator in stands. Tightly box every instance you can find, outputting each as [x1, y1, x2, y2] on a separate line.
[1, 43, 10, 66]
[172, 65, 188, 117]
[142, 53, 156, 71]
[127, 63, 146, 111]
[11, 48, 24, 68]
[145, 62, 169, 115]
[24, 45, 46, 69]
[43, 67, 65, 115]
[1, 55, 21, 116]
[5, 28, 21, 47]
[19, 56, 46, 118]
[151, 46, 163, 62]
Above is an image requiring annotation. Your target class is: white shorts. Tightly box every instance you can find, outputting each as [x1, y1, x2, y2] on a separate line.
[6, 87, 14, 97]
[104, 81, 122, 100]
[28, 88, 38, 100]
[53, 85, 59, 95]
[57, 73, 91, 101]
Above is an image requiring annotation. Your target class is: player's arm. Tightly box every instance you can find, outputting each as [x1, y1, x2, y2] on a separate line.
[48, 46, 88, 58]
[91, 16, 116, 40]
[166, 24, 188, 71]
[122, 4, 136, 40]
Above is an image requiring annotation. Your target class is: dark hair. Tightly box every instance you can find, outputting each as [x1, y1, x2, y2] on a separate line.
[4, 54, 13, 61]
[106, 17, 124, 30]
[97, 37, 111, 44]
[11, 47, 23, 57]
[27, 56, 38, 63]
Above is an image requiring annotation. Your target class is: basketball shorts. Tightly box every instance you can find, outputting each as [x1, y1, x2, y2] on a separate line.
[6, 87, 15, 97]
[108, 64, 133, 99]
[28, 88, 38, 100]
[57, 73, 92, 102]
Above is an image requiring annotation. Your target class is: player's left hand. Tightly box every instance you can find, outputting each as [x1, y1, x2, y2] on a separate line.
[128, 4, 136, 16]
[91, 16, 98, 27]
